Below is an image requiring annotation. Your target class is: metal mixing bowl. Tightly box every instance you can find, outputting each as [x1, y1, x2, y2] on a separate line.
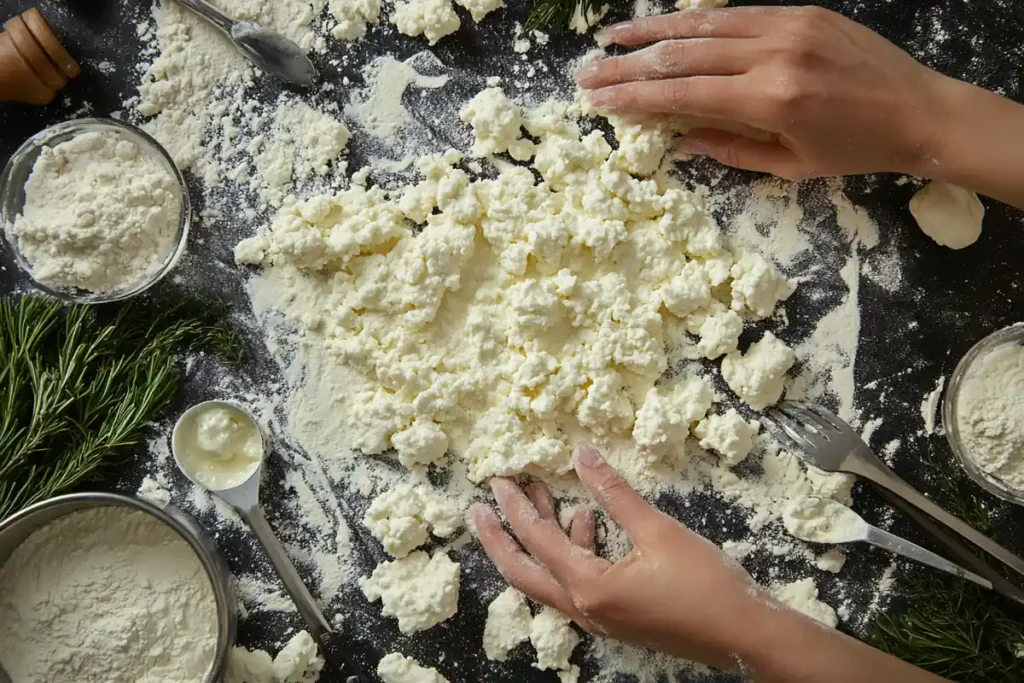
[0, 118, 191, 304]
[943, 323, 1024, 505]
[0, 493, 236, 683]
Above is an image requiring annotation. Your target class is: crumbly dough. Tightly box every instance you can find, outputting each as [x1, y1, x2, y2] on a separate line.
[781, 496, 863, 544]
[364, 484, 462, 557]
[770, 578, 838, 627]
[237, 91, 797, 487]
[329, 0, 381, 40]
[482, 587, 533, 661]
[908, 181, 984, 249]
[694, 409, 760, 467]
[721, 332, 795, 411]
[633, 377, 714, 457]
[454, 0, 504, 22]
[460, 88, 534, 159]
[530, 607, 580, 672]
[10, 131, 181, 294]
[360, 551, 460, 634]
[391, 0, 461, 44]
[377, 653, 448, 683]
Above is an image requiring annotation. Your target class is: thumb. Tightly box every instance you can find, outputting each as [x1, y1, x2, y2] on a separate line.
[677, 128, 807, 180]
[573, 443, 657, 536]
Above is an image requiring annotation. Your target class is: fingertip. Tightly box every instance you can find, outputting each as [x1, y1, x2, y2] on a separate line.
[572, 442, 605, 469]
[573, 62, 600, 87]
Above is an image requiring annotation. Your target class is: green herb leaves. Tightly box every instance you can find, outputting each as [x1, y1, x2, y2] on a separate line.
[0, 296, 240, 519]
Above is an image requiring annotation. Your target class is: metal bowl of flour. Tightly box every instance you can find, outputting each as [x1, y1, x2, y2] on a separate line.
[0, 492, 236, 683]
[943, 323, 1024, 505]
[0, 118, 191, 304]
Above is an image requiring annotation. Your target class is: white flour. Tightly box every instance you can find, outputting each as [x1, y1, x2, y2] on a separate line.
[0, 507, 217, 683]
[10, 131, 181, 293]
[921, 375, 945, 435]
[956, 339, 1024, 489]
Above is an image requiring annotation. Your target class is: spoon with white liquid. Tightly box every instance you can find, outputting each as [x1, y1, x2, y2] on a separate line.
[782, 496, 993, 589]
[172, 401, 365, 683]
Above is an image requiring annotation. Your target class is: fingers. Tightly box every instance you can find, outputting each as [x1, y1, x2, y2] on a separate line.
[573, 444, 658, 537]
[678, 128, 809, 180]
[602, 7, 787, 45]
[470, 504, 583, 616]
[575, 39, 756, 90]
[569, 508, 596, 552]
[587, 76, 758, 122]
[525, 482, 556, 522]
[489, 477, 608, 584]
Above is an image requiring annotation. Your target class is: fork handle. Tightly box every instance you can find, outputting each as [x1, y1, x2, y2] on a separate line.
[850, 459, 1024, 579]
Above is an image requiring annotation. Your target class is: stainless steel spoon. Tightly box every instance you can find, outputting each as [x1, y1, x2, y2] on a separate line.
[784, 496, 993, 589]
[172, 401, 363, 683]
[176, 0, 317, 87]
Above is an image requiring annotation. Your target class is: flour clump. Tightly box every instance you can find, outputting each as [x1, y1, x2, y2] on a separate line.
[360, 551, 461, 634]
[9, 131, 181, 294]
[483, 587, 533, 661]
[377, 653, 449, 683]
[364, 483, 462, 557]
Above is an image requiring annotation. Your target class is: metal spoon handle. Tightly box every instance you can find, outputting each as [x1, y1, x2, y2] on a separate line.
[243, 508, 367, 681]
[176, 0, 234, 34]
[863, 525, 992, 589]
[849, 458, 1024, 579]
[245, 506, 332, 634]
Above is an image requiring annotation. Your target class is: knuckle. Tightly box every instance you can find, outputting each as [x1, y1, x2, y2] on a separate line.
[789, 5, 834, 32]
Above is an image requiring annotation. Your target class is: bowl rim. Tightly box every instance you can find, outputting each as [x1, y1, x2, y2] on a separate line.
[0, 491, 236, 682]
[0, 117, 191, 304]
[942, 322, 1024, 505]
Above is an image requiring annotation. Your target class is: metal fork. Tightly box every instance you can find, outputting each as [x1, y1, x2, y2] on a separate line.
[765, 400, 1024, 579]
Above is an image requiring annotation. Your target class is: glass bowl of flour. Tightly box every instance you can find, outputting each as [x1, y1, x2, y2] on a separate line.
[943, 323, 1024, 504]
[0, 118, 190, 303]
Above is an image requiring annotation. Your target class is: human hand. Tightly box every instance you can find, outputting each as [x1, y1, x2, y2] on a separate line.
[469, 443, 767, 671]
[575, 7, 957, 181]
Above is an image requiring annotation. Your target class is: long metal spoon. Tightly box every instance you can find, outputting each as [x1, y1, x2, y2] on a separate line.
[176, 0, 317, 87]
[783, 496, 993, 589]
[172, 401, 363, 683]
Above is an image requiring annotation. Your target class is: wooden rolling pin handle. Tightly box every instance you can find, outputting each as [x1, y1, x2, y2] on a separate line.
[0, 7, 79, 105]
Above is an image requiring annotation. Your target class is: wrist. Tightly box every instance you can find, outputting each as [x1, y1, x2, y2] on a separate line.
[898, 73, 968, 179]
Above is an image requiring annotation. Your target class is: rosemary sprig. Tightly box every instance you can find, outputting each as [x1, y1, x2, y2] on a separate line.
[0, 296, 240, 519]
[523, 0, 605, 33]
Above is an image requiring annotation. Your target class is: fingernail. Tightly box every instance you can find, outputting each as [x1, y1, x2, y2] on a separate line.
[574, 62, 600, 85]
[573, 443, 604, 468]
[587, 89, 616, 112]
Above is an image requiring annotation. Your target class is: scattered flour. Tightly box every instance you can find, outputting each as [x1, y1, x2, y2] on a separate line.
[9, 131, 181, 293]
[0, 507, 218, 683]
[921, 375, 945, 435]
[782, 496, 864, 544]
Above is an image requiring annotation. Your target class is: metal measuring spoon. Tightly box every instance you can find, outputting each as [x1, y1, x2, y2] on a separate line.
[176, 0, 317, 87]
[783, 496, 993, 589]
[172, 401, 364, 683]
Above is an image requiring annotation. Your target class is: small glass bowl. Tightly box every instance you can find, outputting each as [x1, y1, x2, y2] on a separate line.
[942, 323, 1024, 505]
[0, 118, 190, 304]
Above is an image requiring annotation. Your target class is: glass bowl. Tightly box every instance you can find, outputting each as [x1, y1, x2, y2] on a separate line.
[942, 323, 1024, 505]
[0, 118, 190, 304]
